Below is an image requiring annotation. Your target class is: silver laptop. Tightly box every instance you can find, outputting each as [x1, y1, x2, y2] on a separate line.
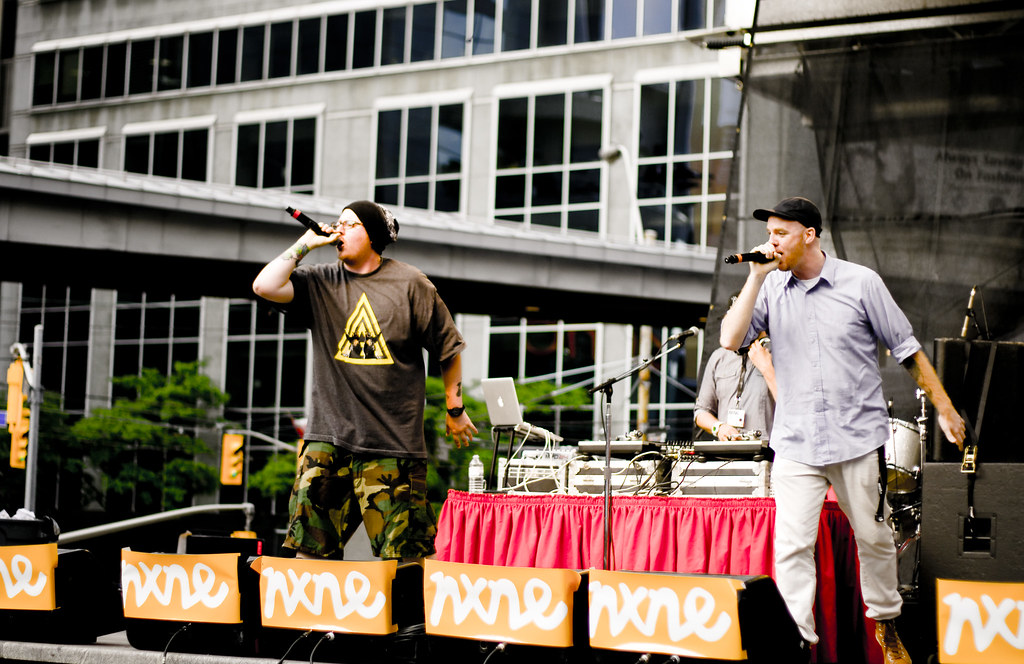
[480, 377, 562, 442]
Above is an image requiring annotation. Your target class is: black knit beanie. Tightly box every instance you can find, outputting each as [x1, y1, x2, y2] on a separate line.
[344, 200, 399, 254]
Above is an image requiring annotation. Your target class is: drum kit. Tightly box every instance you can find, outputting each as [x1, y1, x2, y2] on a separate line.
[884, 389, 928, 596]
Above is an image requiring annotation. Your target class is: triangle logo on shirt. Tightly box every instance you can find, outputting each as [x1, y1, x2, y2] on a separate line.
[335, 292, 394, 365]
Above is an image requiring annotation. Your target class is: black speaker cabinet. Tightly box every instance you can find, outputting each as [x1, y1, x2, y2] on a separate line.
[919, 462, 1024, 652]
[931, 339, 1024, 463]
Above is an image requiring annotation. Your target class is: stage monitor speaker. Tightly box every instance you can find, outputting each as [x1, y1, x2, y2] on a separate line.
[919, 462, 1024, 652]
[932, 339, 1024, 463]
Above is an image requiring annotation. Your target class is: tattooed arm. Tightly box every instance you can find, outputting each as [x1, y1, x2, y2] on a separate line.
[253, 228, 337, 303]
[440, 354, 478, 448]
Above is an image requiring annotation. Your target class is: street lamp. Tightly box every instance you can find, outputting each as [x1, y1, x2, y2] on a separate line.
[599, 143, 647, 244]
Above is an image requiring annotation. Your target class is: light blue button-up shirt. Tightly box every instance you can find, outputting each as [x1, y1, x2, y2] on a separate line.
[742, 254, 920, 465]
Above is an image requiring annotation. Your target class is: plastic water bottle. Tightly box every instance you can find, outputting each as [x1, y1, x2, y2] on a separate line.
[468, 454, 485, 493]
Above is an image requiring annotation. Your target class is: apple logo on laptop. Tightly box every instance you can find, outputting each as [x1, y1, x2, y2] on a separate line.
[497, 396, 505, 408]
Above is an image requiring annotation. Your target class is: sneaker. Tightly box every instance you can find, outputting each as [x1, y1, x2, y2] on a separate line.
[875, 619, 911, 664]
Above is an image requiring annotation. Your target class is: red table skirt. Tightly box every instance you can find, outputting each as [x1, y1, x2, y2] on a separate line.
[435, 491, 881, 664]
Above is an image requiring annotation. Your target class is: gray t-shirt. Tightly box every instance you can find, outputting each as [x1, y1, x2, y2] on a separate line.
[694, 346, 775, 441]
[288, 258, 466, 459]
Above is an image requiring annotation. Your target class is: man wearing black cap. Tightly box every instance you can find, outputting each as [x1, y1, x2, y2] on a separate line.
[253, 201, 477, 562]
[720, 197, 965, 664]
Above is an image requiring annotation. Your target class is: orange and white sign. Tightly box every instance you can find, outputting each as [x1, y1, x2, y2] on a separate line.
[937, 578, 1024, 664]
[121, 549, 241, 623]
[250, 557, 396, 634]
[0, 543, 57, 611]
[424, 559, 581, 647]
[588, 569, 746, 660]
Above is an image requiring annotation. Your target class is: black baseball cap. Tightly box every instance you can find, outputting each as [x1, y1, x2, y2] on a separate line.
[752, 197, 822, 236]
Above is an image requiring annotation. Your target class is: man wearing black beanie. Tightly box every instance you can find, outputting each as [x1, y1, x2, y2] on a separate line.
[253, 200, 477, 562]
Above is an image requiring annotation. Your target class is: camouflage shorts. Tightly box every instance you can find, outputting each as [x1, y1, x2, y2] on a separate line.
[284, 442, 437, 560]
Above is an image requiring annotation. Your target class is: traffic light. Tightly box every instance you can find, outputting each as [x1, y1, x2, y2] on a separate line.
[7, 359, 29, 469]
[220, 433, 244, 485]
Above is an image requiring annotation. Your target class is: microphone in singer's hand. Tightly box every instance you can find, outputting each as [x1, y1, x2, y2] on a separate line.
[286, 207, 332, 237]
[724, 252, 773, 264]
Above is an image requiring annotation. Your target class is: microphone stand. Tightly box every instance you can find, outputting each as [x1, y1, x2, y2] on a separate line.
[587, 339, 685, 570]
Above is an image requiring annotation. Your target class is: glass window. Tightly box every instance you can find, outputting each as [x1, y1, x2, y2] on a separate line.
[262, 120, 288, 189]
[241, 25, 265, 81]
[382, 7, 406, 65]
[353, 11, 376, 69]
[437, 103, 463, 174]
[502, 0, 531, 51]
[235, 124, 259, 188]
[496, 97, 528, 168]
[216, 28, 239, 84]
[635, 74, 738, 248]
[374, 101, 465, 212]
[105, 43, 127, 97]
[406, 107, 432, 177]
[187, 32, 214, 88]
[643, 0, 672, 35]
[56, 50, 79, 103]
[472, 0, 496, 54]
[611, 0, 637, 39]
[53, 141, 75, 165]
[538, 3, 568, 48]
[324, 14, 349, 71]
[679, 0, 706, 31]
[181, 129, 208, 181]
[29, 144, 50, 162]
[411, 3, 436, 62]
[291, 118, 316, 193]
[376, 109, 401, 179]
[495, 88, 604, 233]
[269, 21, 294, 79]
[569, 89, 602, 163]
[297, 18, 321, 75]
[78, 139, 100, 168]
[236, 116, 318, 193]
[124, 135, 150, 174]
[81, 46, 104, 100]
[152, 132, 179, 178]
[575, 0, 605, 43]
[33, 52, 55, 106]
[441, 0, 468, 58]
[157, 35, 184, 91]
[128, 39, 155, 94]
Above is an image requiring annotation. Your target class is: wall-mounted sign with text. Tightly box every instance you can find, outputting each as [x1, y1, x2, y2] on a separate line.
[121, 549, 241, 623]
[250, 557, 397, 634]
[937, 578, 1024, 664]
[424, 559, 581, 647]
[588, 569, 746, 660]
[0, 542, 57, 611]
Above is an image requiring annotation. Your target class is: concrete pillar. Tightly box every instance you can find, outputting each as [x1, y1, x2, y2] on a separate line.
[0, 282, 22, 358]
[596, 323, 633, 440]
[85, 289, 116, 415]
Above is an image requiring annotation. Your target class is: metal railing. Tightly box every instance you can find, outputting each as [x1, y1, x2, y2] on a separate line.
[57, 503, 255, 544]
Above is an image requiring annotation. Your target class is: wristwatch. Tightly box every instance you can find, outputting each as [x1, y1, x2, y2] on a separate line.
[711, 421, 723, 437]
[447, 405, 465, 418]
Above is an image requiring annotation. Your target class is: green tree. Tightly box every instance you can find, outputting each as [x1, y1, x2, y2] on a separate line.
[70, 361, 226, 516]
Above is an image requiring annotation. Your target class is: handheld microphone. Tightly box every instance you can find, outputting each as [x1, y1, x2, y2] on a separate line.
[960, 285, 977, 338]
[667, 326, 701, 343]
[724, 252, 773, 264]
[286, 207, 332, 237]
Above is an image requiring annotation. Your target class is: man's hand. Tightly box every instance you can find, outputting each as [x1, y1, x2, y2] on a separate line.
[446, 412, 478, 449]
[937, 406, 966, 451]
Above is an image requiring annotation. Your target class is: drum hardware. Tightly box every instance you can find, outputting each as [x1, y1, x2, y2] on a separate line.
[885, 418, 921, 494]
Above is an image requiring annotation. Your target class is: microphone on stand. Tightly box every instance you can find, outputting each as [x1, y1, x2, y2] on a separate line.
[667, 326, 701, 343]
[724, 252, 773, 264]
[960, 285, 977, 338]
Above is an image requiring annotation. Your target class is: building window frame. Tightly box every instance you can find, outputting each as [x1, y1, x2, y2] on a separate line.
[121, 115, 214, 182]
[232, 104, 324, 195]
[491, 74, 611, 236]
[372, 89, 471, 213]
